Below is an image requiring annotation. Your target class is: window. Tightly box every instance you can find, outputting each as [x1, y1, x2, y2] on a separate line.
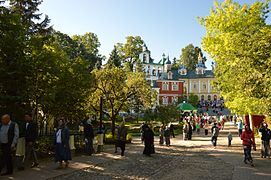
[203, 84, 206, 89]
[162, 96, 168, 105]
[162, 83, 169, 91]
[168, 71, 173, 80]
[172, 82, 179, 91]
[208, 95, 211, 101]
[143, 54, 147, 63]
[194, 84, 197, 89]
[152, 69, 156, 76]
[201, 95, 204, 100]
[173, 96, 178, 104]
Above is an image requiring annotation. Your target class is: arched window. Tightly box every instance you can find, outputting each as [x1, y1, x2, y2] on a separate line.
[214, 95, 217, 101]
[162, 96, 168, 105]
[143, 54, 147, 63]
[208, 95, 211, 101]
[201, 95, 204, 100]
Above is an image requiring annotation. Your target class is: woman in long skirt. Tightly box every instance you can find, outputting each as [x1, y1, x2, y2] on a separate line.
[143, 125, 155, 156]
[54, 118, 71, 169]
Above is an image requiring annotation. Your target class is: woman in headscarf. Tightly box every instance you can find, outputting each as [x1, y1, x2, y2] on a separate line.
[54, 118, 71, 169]
[142, 125, 155, 156]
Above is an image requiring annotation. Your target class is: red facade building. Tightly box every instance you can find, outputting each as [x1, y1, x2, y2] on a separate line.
[157, 75, 184, 105]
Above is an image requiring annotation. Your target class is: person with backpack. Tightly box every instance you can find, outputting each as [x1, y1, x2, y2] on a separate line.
[211, 123, 219, 147]
[241, 124, 256, 166]
[259, 122, 271, 158]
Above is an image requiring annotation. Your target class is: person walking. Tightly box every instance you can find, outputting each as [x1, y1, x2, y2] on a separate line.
[164, 126, 171, 146]
[237, 120, 243, 137]
[211, 123, 219, 147]
[241, 124, 256, 166]
[54, 118, 71, 169]
[187, 122, 193, 140]
[196, 122, 201, 134]
[84, 119, 95, 156]
[115, 121, 128, 156]
[228, 132, 233, 147]
[0, 114, 19, 176]
[259, 122, 271, 158]
[159, 125, 165, 145]
[183, 121, 188, 141]
[203, 122, 209, 136]
[22, 113, 39, 169]
[170, 124, 175, 138]
[142, 125, 155, 156]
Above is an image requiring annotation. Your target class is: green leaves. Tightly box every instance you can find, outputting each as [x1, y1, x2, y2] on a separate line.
[116, 36, 144, 70]
[199, 0, 271, 115]
[179, 44, 206, 71]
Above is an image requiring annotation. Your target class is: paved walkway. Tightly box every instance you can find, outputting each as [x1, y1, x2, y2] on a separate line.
[2, 122, 271, 180]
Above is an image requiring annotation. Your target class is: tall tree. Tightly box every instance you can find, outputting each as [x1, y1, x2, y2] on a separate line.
[89, 67, 155, 137]
[117, 36, 144, 70]
[0, 0, 52, 119]
[72, 32, 104, 70]
[179, 44, 206, 71]
[199, 0, 271, 115]
[106, 45, 122, 68]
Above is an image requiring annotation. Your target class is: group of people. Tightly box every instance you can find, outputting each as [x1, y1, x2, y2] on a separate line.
[158, 124, 175, 147]
[0, 113, 40, 176]
[0, 113, 73, 176]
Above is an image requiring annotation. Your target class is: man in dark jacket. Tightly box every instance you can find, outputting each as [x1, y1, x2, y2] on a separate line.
[84, 119, 95, 155]
[259, 122, 271, 158]
[0, 114, 19, 176]
[22, 113, 39, 168]
[211, 123, 219, 147]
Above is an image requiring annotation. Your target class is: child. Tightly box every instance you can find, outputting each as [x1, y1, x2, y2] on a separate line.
[228, 132, 233, 147]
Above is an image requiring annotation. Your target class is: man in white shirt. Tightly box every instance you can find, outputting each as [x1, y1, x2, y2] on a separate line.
[0, 114, 19, 176]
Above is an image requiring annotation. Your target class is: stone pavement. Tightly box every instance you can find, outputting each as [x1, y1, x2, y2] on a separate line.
[2, 122, 271, 180]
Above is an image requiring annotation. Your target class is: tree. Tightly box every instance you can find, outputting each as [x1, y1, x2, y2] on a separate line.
[179, 44, 206, 71]
[188, 93, 199, 107]
[0, 0, 52, 119]
[156, 105, 179, 124]
[199, 0, 271, 115]
[88, 67, 155, 137]
[72, 32, 104, 70]
[106, 45, 122, 68]
[117, 36, 144, 70]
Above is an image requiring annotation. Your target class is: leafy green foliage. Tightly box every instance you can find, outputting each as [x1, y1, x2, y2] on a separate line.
[116, 36, 144, 70]
[88, 67, 156, 136]
[156, 105, 180, 124]
[106, 45, 122, 68]
[199, 0, 271, 115]
[179, 44, 206, 71]
[188, 93, 199, 107]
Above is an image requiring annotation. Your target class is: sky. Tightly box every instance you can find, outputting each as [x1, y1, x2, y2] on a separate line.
[39, 0, 270, 69]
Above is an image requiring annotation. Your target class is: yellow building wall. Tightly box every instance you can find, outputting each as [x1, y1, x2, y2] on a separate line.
[181, 78, 220, 101]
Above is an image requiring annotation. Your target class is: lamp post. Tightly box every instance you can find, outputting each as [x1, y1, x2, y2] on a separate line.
[97, 96, 104, 153]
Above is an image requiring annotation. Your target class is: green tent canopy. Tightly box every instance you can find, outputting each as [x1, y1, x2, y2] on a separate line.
[176, 102, 197, 111]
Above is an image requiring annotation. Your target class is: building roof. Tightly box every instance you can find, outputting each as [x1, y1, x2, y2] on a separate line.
[179, 70, 214, 79]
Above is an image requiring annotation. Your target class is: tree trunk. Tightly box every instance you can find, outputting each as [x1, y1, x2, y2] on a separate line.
[111, 117, 116, 138]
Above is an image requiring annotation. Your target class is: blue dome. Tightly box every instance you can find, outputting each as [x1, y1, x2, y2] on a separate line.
[196, 62, 206, 68]
[166, 59, 171, 64]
